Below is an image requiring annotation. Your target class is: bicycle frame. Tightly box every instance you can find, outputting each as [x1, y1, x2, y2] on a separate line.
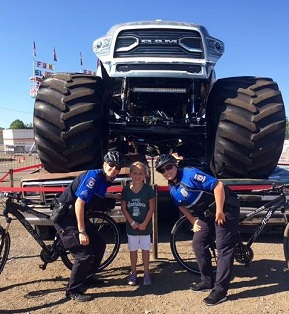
[1, 196, 121, 273]
[239, 192, 288, 247]
[170, 185, 289, 273]
[2, 200, 53, 257]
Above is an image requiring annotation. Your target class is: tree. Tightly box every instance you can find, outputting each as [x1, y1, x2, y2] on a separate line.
[286, 117, 289, 139]
[9, 119, 26, 129]
[25, 123, 33, 129]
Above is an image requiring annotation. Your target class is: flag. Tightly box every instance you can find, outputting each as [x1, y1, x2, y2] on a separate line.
[53, 47, 57, 62]
[80, 52, 83, 66]
[33, 41, 36, 57]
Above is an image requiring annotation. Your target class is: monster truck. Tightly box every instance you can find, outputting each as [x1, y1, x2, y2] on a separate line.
[33, 20, 286, 178]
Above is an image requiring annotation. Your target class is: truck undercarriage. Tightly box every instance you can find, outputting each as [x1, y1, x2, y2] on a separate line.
[33, 21, 285, 177]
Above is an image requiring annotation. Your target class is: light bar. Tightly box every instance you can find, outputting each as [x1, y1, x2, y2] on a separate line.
[132, 87, 186, 93]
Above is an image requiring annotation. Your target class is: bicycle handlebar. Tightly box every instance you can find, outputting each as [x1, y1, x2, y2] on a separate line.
[0, 191, 21, 200]
[0, 192, 44, 205]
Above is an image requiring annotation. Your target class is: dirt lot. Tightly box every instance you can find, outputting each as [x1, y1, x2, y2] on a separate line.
[0, 219, 288, 314]
[1, 155, 289, 313]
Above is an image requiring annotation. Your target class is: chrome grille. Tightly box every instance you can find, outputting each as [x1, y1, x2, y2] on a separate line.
[21, 176, 131, 205]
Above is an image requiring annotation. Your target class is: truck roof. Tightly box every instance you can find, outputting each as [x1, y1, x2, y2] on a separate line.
[20, 167, 131, 183]
[105, 20, 210, 36]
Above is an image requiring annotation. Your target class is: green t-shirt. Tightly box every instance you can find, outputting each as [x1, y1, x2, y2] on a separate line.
[121, 183, 155, 235]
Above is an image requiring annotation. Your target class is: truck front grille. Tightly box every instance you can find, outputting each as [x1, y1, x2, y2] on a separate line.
[114, 29, 204, 59]
[21, 176, 131, 205]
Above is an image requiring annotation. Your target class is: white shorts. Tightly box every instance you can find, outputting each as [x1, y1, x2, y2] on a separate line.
[127, 234, 151, 251]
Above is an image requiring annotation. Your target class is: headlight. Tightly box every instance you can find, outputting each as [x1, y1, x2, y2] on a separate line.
[206, 37, 224, 56]
[93, 37, 112, 56]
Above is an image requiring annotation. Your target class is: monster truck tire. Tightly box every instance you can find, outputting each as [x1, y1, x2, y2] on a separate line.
[34, 73, 105, 173]
[207, 76, 285, 179]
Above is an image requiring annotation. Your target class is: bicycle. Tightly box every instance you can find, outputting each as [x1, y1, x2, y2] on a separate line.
[170, 184, 289, 274]
[0, 192, 121, 274]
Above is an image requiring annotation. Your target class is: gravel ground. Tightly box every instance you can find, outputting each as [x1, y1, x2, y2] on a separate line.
[0, 219, 288, 314]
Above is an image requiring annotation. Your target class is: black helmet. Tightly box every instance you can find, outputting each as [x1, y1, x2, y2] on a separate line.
[155, 154, 177, 172]
[104, 151, 124, 167]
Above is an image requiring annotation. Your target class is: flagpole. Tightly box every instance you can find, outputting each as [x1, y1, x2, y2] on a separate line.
[80, 52, 83, 73]
[32, 53, 35, 93]
[53, 47, 57, 73]
[31, 41, 36, 98]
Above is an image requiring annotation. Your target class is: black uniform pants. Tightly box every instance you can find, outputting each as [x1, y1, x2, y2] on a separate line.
[192, 205, 240, 294]
[54, 214, 106, 293]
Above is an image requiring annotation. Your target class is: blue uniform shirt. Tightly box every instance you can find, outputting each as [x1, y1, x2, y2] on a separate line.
[75, 169, 110, 203]
[169, 167, 218, 212]
[59, 169, 111, 209]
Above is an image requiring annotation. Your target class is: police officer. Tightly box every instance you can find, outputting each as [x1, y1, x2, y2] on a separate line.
[53, 151, 124, 302]
[155, 154, 240, 306]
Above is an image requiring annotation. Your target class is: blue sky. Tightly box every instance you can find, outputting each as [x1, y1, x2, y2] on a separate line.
[0, 0, 288, 128]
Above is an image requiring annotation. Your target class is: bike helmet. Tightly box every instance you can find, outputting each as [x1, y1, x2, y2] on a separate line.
[155, 154, 177, 172]
[104, 151, 125, 167]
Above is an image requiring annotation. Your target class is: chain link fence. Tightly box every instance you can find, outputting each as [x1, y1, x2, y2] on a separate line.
[0, 150, 41, 187]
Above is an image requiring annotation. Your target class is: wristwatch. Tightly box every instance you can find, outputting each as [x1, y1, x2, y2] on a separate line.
[79, 230, 86, 235]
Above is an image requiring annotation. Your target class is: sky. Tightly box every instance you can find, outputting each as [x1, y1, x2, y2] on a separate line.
[0, 0, 288, 128]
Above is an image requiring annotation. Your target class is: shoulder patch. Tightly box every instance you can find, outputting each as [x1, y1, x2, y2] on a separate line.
[180, 188, 188, 197]
[194, 173, 206, 183]
[86, 177, 96, 189]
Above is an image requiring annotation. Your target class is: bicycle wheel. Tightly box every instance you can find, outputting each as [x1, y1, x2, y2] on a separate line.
[60, 212, 121, 272]
[283, 223, 289, 269]
[170, 216, 201, 274]
[0, 227, 11, 274]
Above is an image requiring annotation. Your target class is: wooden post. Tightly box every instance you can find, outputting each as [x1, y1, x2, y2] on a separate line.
[152, 184, 158, 259]
[9, 168, 14, 187]
[151, 157, 155, 185]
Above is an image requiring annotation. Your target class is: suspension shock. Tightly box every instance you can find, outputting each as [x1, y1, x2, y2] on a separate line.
[120, 77, 128, 117]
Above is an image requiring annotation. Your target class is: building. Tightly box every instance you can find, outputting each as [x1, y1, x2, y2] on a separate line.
[279, 139, 289, 162]
[2, 129, 36, 153]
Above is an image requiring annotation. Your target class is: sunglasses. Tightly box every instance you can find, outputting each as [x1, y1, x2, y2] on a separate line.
[158, 163, 174, 174]
[107, 162, 121, 171]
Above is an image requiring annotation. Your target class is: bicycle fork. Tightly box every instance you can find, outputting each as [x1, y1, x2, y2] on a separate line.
[15, 216, 60, 270]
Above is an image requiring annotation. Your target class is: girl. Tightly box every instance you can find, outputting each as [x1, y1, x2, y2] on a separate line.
[121, 161, 155, 286]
